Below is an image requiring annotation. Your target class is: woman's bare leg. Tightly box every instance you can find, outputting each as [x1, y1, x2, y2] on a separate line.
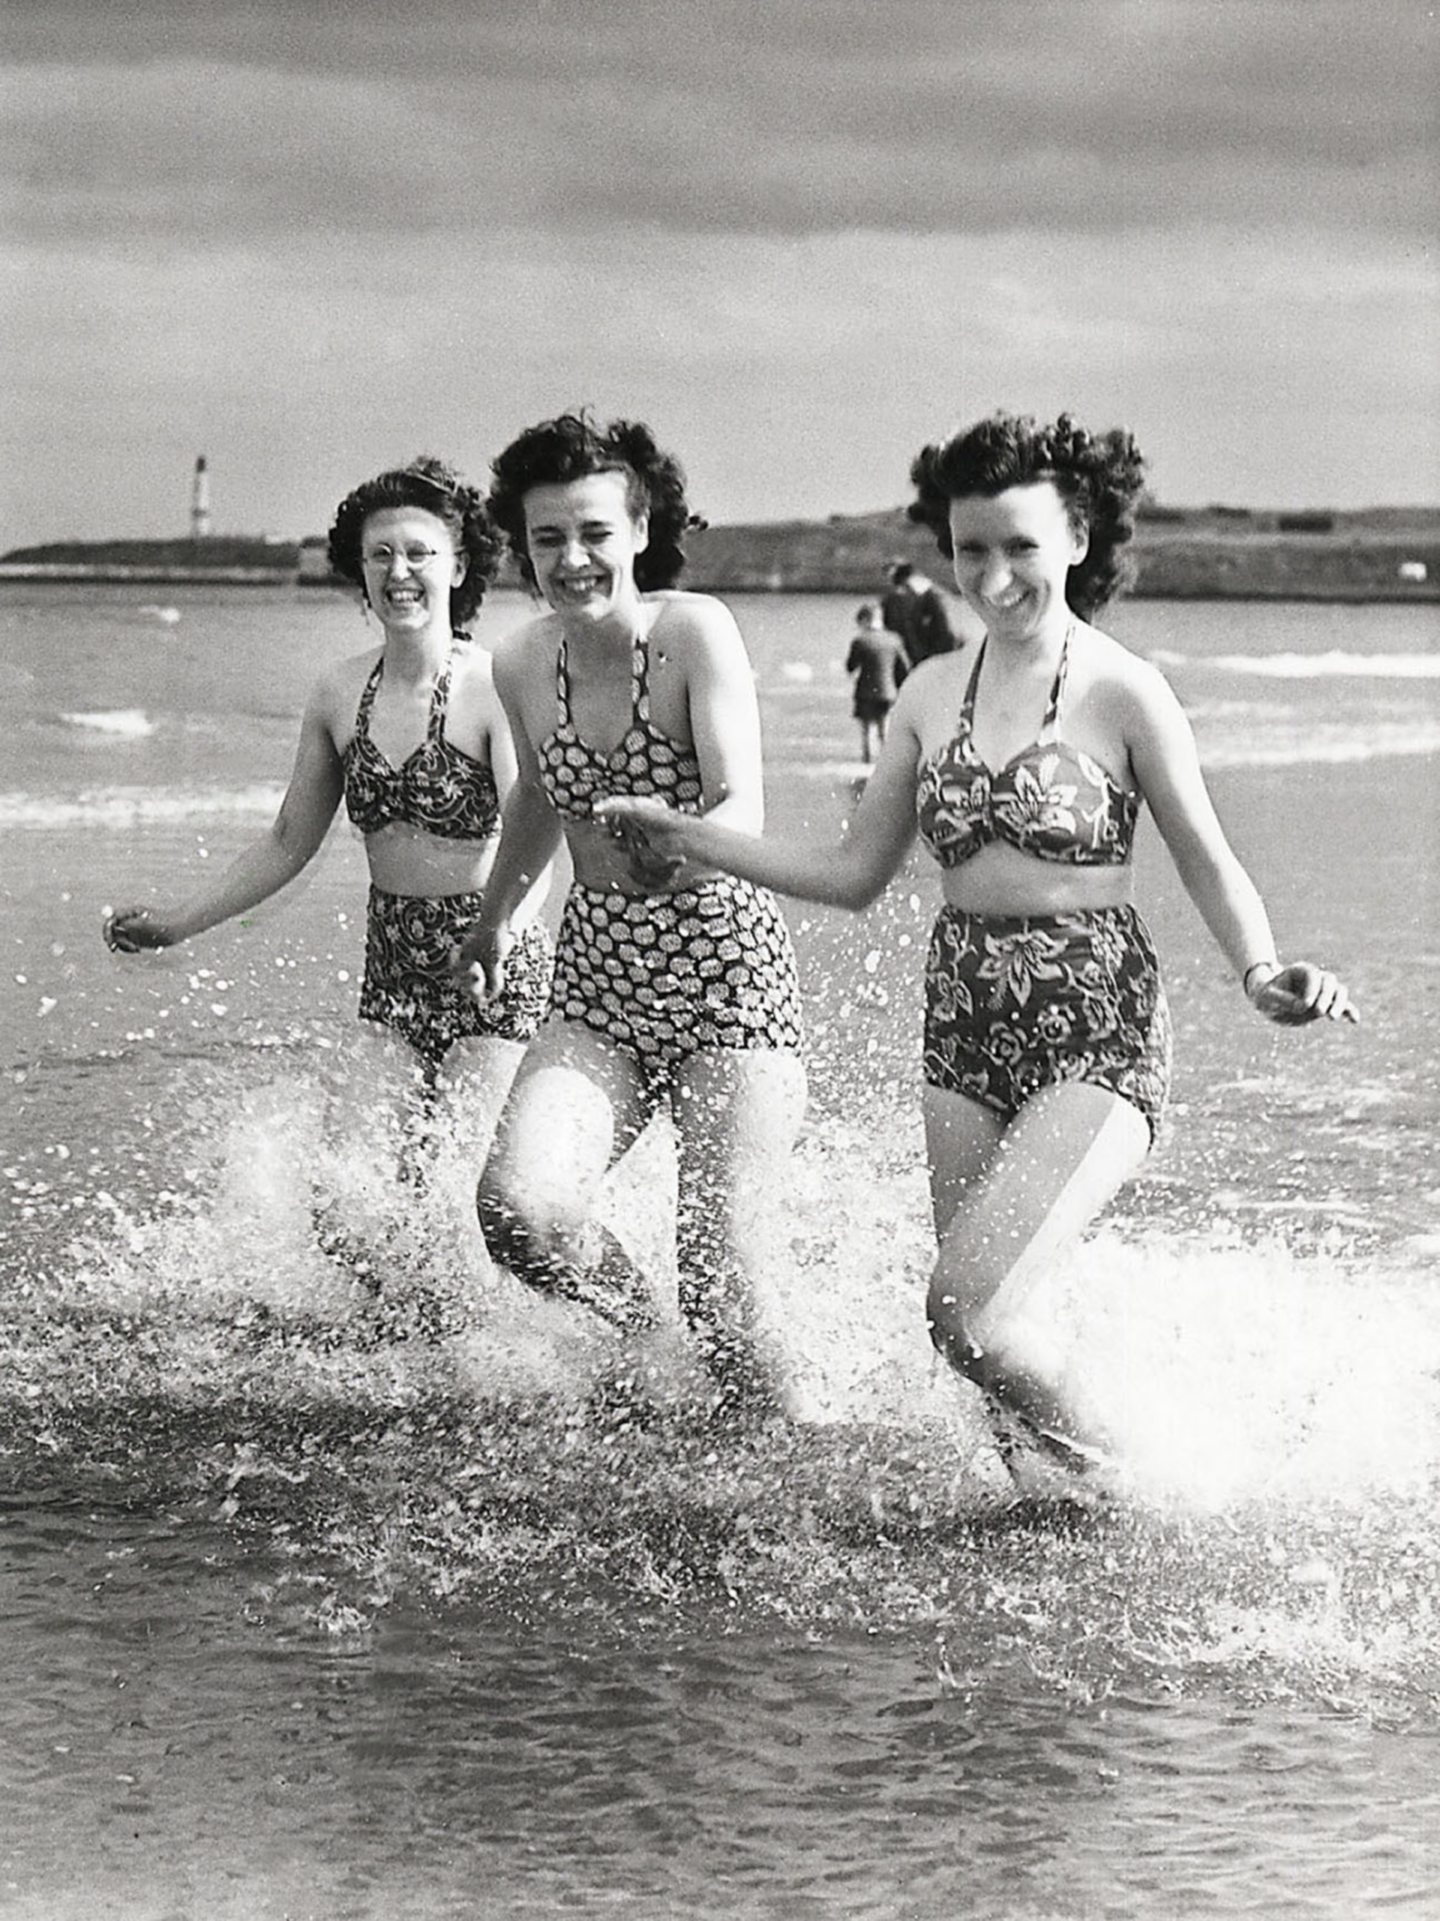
[429, 1033, 528, 1170]
[476, 1019, 658, 1330]
[670, 1047, 808, 1417]
[923, 1080, 1150, 1446]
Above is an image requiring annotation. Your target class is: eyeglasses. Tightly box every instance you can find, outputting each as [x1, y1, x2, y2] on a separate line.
[361, 544, 445, 570]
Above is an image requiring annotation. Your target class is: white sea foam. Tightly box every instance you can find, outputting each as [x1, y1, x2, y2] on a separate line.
[1152, 649, 1440, 679]
[1200, 721, 1440, 768]
[0, 783, 284, 829]
[782, 725, 1440, 780]
[58, 707, 156, 736]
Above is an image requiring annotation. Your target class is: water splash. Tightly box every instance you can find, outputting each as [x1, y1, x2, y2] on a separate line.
[2, 1061, 1436, 1719]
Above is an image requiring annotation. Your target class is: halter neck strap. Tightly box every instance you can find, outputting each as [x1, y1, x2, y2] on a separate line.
[355, 655, 384, 732]
[959, 628, 1072, 739]
[425, 652, 454, 741]
[355, 643, 455, 741]
[554, 626, 649, 731]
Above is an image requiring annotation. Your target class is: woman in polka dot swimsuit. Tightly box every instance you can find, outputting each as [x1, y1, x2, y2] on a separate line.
[457, 413, 807, 1419]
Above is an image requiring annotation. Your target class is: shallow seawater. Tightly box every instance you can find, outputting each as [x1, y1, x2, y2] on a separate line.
[4, 1058, 1438, 1919]
[2, 587, 1438, 1916]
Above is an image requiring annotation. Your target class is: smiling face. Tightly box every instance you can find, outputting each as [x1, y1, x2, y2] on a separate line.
[946, 481, 1088, 643]
[359, 506, 465, 636]
[522, 470, 649, 624]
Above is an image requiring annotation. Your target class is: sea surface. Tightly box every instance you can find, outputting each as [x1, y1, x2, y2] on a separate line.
[1, 584, 1438, 1920]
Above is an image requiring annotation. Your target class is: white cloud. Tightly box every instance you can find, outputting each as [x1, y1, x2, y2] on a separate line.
[3, 222, 1433, 548]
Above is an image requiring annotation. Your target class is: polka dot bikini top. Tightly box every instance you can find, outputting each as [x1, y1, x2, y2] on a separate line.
[536, 627, 704, 823]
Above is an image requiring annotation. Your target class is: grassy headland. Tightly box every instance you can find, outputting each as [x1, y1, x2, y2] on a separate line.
[0, 536, 299, 585]
[680, 504, 1439, 600]
[1, 508, 1435, 599]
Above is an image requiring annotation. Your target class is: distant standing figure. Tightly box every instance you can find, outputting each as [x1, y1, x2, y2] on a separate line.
[882, 559, 959, 666]
[845, 603, 907, 764]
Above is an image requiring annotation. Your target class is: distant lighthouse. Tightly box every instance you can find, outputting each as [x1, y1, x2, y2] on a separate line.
[190, 455, 211, 540]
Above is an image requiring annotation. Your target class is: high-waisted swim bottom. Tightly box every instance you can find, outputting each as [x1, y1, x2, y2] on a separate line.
[360, 885, 552, 1069]
[923, 903, 1170, 1142]
[548, 875, 804, 1102]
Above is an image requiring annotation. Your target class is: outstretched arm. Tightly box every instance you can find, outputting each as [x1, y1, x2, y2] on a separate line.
[598, 673, 926, 910]
[1128, 666, 1356, 1025]
[104, 680, 345, 951]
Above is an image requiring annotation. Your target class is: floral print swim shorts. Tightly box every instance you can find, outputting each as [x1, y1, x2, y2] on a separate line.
[923, 904, 1171, 1142]
[360, 885, 552, 1070]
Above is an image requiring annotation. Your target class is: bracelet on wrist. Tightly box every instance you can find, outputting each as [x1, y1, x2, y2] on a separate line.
[1243, 960, 1279, 996]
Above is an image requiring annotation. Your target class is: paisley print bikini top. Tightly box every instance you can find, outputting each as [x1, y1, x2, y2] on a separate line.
[537, 628, 704, 824]
[342, 643, 500, 841]
[915, 632, 1139, 868]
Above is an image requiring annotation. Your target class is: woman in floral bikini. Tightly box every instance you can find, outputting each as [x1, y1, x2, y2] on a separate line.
[601, 410, 1356, 1463]
[104, 458, 552, 1205]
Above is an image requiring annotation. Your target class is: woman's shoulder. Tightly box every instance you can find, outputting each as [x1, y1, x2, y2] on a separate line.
[447, 633, 508, 727]
[648, 586, 733, 622]
[491, 609, 557, 669]
[648, 589, 746, 659]
[302, 647, 379, 751]
[449, 630, 498, 683]
[897, 647, 969, 704]
[312, 645, 381, 711]
[1071, 622, 1182, 729]
[1073, 621, 1164, 685]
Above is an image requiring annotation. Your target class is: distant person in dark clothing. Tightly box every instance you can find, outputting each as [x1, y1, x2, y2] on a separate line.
[844, 603, 907, 764]
[881, 560, 959, 666]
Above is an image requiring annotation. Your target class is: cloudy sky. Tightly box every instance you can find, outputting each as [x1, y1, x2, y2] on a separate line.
[1, 0, 1435, 546]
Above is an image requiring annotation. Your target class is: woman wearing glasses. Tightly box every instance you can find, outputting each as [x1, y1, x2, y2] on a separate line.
[104, 458, 552, 1108]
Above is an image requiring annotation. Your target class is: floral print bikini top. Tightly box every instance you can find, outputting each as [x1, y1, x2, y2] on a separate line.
[915, 633, 1139, 868]
[537, 628, 704, 823]
[343, 643, 500, 841]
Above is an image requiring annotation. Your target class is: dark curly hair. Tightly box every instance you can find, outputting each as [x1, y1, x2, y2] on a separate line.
[907, 411, 1147, 618]
[487, 411, 705, 593]
[327, 456, 504, 627]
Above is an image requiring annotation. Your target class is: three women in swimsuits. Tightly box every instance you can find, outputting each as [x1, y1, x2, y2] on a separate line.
[455, 413, 807, 1417]
[103, 457, 552, 1137]
[600, 409, 1357, 1462]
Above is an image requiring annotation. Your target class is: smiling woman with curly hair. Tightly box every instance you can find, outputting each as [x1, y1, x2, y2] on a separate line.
[455, 411, 806, 1421]
[600, 407, 1356, 1473]
[104, 456, 553, 1143]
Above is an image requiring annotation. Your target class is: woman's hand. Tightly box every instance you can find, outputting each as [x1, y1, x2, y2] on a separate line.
[593, 796, 689, 888]
[453, 919, 511, 1005]
[103, 906, 179, 953]
[1247, 961, 1358, 1026]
